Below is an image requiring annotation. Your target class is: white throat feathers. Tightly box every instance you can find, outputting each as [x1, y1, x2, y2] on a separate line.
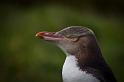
[62, 55, 100, 82]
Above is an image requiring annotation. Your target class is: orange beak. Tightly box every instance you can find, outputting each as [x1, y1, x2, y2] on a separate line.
[36, 32, 64, 41]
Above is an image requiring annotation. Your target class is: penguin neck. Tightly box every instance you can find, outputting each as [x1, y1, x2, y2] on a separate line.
[70, 35, 103, 69]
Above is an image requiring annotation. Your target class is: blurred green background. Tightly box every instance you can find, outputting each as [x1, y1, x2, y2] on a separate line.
[0, 0, 124, 82]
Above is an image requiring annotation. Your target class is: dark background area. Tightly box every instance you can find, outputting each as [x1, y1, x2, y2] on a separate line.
[0, 0, 124, 82]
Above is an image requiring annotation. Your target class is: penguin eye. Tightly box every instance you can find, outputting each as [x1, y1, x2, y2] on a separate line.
[69, 37, 79, 42]
[65, 35, 79, 42]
